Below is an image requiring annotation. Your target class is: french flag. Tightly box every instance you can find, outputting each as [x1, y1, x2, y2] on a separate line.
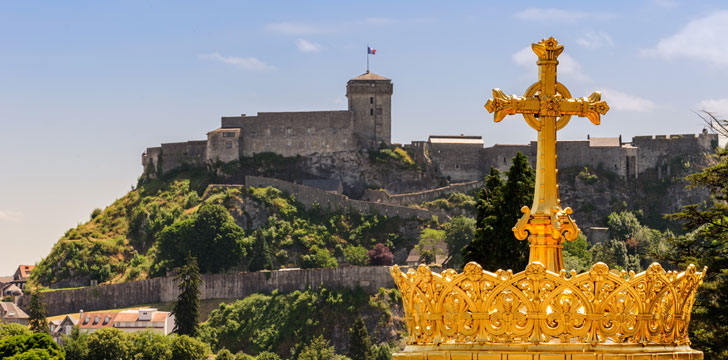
[368, 46, 376, 55]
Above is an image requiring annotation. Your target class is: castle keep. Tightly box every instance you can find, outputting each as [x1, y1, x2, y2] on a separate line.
[142, 72, 718, 184]
[142, 72, 393, 173]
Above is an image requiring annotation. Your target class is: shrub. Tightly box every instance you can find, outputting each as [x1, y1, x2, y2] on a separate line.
[171, 335, 209, 360]
[90, 208, 102, 220]
[301, 246, 338, 269]
[343, 245, 370, 266]
[368, 244, 393, 266]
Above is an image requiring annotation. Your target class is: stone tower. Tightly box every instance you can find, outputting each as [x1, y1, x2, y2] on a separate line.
[346, 72, 393, 149]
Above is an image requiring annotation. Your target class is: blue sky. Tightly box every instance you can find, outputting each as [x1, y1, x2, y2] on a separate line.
[2, 0, 728, 275]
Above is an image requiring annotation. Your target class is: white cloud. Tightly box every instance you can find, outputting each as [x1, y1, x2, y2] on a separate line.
[600, 88, 656, 112]
[0, 210, 23, 223]
[576, 31, 614, 49]
[512, 46, 589, 81]
[697, 98, 728, 117]
[643, 11, 728, 66]
[514, 8, 613, 22]
[199, 53, 276, 71]
[296, 39, 322, 53]
[266, 22, 328, 35]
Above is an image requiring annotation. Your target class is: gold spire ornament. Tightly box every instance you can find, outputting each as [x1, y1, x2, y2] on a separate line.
[390, 37, 706, 360]
[485, 37, 609, 272]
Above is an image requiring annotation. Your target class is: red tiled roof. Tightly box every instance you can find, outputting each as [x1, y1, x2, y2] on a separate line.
[16, 265, 35, 279]
[79, 312, 116, 329]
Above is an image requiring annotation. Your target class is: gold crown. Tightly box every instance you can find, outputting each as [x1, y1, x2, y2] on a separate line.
[390, 261, 705, 346]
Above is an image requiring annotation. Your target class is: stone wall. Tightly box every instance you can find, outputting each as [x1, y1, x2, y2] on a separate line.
[22, 267, 395, 317]
[428, 142, 483, 182]
[363, 180, 483, 206]
[222, 111, 357, 157]
[243, 176, 444, 220]
[631, 133, 718, 179]
[480, 144, 533, 174]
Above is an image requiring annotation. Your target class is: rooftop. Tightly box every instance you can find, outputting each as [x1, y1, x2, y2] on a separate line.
[0, 302, 29, 320]
[589, 137, 620, 147]
[14, 265, 35, 279]
[429, 135, 484, 145]
[350, 71, 390, 81]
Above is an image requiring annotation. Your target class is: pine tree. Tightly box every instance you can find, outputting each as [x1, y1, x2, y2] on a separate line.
[347, 316, 373, 360]
[664, 142, 728, 358]
[172, 254, 201, 336]
[462, 152, 534, 271]
[248, 231, 273, 272]
[27, 287, 49, 334]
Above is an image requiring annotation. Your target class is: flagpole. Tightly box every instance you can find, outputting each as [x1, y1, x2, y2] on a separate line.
[367, 44, 369, 73]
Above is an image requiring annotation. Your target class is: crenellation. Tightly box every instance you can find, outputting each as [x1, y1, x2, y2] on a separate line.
[142, 72, 720, 185]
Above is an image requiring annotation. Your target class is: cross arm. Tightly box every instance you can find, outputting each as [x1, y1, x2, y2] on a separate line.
[557, 91, 610, 125]
[485, 89, 541, 123]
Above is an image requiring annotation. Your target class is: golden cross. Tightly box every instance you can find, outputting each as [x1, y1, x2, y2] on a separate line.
[485, 37, 609, 272]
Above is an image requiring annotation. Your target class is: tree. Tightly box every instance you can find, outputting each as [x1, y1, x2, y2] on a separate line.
[664, 141, 728, 359]
[415, 228, 445, 265]
[343, 245, 370, 266]
[127, 330, 172, 360]
[171, 335, 209, 360]
[256, 351, 282, 360]
[607, 211, 641, 241]
[27, 288, 48, 334]
[372, 343, 392, 360]
[61, 326, 89, 360]
[443, 216, 476, 269]
[298, 335, 337, 360]
[0, 333, 63, 360]
[301, 246, 338, 269]
[249, 231, 274, 272]
[0, 323, 31, 339]
[347, 317, 373, 360]
[216, 348, 235, 360]
[157, 203, 246, 273]
[87, 328, 130, 360]
[368, 244, 393, 266]
[463, 153, 534, 271]
[173, 254, 201, 337]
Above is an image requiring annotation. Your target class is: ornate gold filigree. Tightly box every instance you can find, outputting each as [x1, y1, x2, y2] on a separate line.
[391, 262, 706, 346]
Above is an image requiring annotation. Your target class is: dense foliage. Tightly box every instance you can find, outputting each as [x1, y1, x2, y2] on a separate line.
[663, 144, 728, 359]
[0, 333, 64, 360]
[33, 163, 421, 286]
[347, 317, 373, 360]
[463, 153, 534, 271]
[198, 287, 402, 358]
[156, 204, 246, 274]
[58, 328, 209, 360]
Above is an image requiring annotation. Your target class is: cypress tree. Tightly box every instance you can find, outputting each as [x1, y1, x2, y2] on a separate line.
[463, 152, 534, 271]
[348, 316, 373, 360]
[248, 231, 273, 272]
[172, 254, 201, 336]
[27, 287, 49, 334]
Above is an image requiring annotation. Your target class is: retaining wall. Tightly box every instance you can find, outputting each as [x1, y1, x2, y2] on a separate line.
[244, 176, 445, 220]
[363, 180, 483, 206]
[24, 266, 395, 317]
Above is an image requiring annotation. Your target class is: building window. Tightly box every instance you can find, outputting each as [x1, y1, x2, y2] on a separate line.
[265, 128, 271, 136]
[370, 109, 374, 116]
[370, 97, 374, 104]
[343, 138, 348, 145]
[286, 128, 292, 135]
[307, 127, 314, 134]
[376, 107, 382, 115]
[222, 132, 235, 137]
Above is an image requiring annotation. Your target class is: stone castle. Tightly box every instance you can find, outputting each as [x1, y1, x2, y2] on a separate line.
[142, 72, 719, 186]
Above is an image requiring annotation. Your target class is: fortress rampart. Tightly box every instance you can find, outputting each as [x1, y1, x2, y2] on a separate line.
[241, 176, 447, 220]
[362, 180, 483, 206]
[21, 267, 395, 317]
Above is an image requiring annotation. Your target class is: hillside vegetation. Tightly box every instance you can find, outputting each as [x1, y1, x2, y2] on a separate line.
[32, 165, 425, 288]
